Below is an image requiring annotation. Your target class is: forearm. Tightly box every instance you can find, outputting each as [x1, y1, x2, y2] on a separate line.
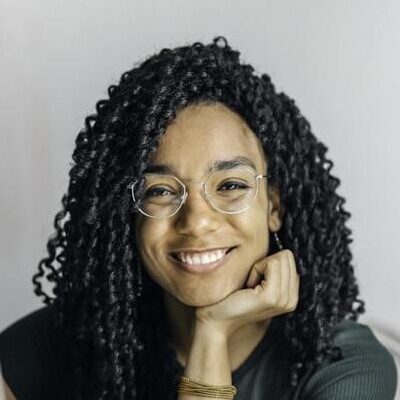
[178, 321, 232, 400]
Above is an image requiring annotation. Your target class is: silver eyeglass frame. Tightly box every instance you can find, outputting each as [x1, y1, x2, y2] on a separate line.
[130, 171, 269, 219]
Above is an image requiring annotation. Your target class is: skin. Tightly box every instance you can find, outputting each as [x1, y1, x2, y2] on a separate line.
[134, 101, 300, 384]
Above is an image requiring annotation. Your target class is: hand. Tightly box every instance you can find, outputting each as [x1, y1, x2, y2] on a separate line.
[195, 249, 300, 339]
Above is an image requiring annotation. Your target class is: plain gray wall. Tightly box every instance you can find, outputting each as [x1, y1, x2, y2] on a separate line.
[1, 0, 399, 336]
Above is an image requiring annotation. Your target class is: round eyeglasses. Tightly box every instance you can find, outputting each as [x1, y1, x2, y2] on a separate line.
[130, 168, 269, 219]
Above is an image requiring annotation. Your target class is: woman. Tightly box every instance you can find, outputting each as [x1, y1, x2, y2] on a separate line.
[0, 37, 397, 400]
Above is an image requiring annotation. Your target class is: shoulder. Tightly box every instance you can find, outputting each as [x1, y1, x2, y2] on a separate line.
[299, 319, 398, 400]
[1, 305, 51, 339]
[0, 305, 74, 400]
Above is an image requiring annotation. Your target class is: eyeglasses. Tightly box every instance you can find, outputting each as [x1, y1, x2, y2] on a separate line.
[130, 167, 269, 218]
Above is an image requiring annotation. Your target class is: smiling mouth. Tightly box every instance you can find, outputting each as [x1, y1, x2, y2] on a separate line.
[170, 247, 236, 266]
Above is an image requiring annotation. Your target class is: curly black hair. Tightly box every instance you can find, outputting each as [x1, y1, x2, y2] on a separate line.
[32, 36, 365, 399]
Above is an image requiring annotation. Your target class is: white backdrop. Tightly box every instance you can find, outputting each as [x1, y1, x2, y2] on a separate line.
[1, 0, 399, 338]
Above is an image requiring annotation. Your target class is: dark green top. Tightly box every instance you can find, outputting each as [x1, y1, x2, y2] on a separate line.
[0, 306, 397, 399]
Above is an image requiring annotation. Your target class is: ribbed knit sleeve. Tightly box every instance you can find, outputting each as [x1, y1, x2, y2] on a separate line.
[300, 321, 398, 400]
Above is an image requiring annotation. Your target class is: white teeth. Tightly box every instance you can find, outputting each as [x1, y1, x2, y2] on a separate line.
[176, 248, 229, 265]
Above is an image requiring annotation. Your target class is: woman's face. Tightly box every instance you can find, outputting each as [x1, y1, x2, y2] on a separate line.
[135, 102, 282, 306]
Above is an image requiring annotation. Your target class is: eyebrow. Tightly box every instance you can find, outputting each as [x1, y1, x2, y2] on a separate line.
[143, 156, 258, 176]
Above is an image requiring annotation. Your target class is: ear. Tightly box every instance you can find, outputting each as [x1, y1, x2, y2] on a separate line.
[267, 185, 284, 232]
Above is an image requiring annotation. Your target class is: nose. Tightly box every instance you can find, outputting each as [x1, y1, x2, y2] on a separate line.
[173, 186, 221, 237]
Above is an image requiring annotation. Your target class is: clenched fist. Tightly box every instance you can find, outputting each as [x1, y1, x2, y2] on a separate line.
[195, 249, 300, 339]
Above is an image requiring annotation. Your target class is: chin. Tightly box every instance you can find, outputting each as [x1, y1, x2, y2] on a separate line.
[178, 284, 237, 307]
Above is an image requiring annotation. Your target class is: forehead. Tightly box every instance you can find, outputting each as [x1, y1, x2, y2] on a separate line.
[149, 103, 266, 179]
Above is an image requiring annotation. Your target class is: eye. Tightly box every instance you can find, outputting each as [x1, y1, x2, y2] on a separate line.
[144, 187, 176, 198]
[218, 181, 250, 191]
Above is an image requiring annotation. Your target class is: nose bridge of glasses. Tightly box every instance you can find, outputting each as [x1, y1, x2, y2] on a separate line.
[178, 179, 214, 210]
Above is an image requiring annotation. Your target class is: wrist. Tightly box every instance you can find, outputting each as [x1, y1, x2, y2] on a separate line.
[184, 320, 231, 386]
[193, 318, 229, 344]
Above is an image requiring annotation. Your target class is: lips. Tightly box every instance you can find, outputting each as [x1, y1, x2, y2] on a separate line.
[168, 246, 237, 274]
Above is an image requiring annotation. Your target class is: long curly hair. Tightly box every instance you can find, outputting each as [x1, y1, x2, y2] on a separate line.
[32, 36, 365, 399]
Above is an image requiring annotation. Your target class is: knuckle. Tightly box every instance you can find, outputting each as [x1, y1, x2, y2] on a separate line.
[283, 249, 294, 258]
[287, 301, 298, 312]
[279, 301, 289, 312]
[288, 296, 299, 312]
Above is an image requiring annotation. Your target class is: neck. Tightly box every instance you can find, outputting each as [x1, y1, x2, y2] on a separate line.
[162, 290, 272, 371]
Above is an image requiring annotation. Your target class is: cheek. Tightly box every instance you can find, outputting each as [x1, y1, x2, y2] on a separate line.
[241, 201, 268, 233]
[238, 207, 269, 257]
[135, 220, 169, 267]
[135, 226, 172, 290]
